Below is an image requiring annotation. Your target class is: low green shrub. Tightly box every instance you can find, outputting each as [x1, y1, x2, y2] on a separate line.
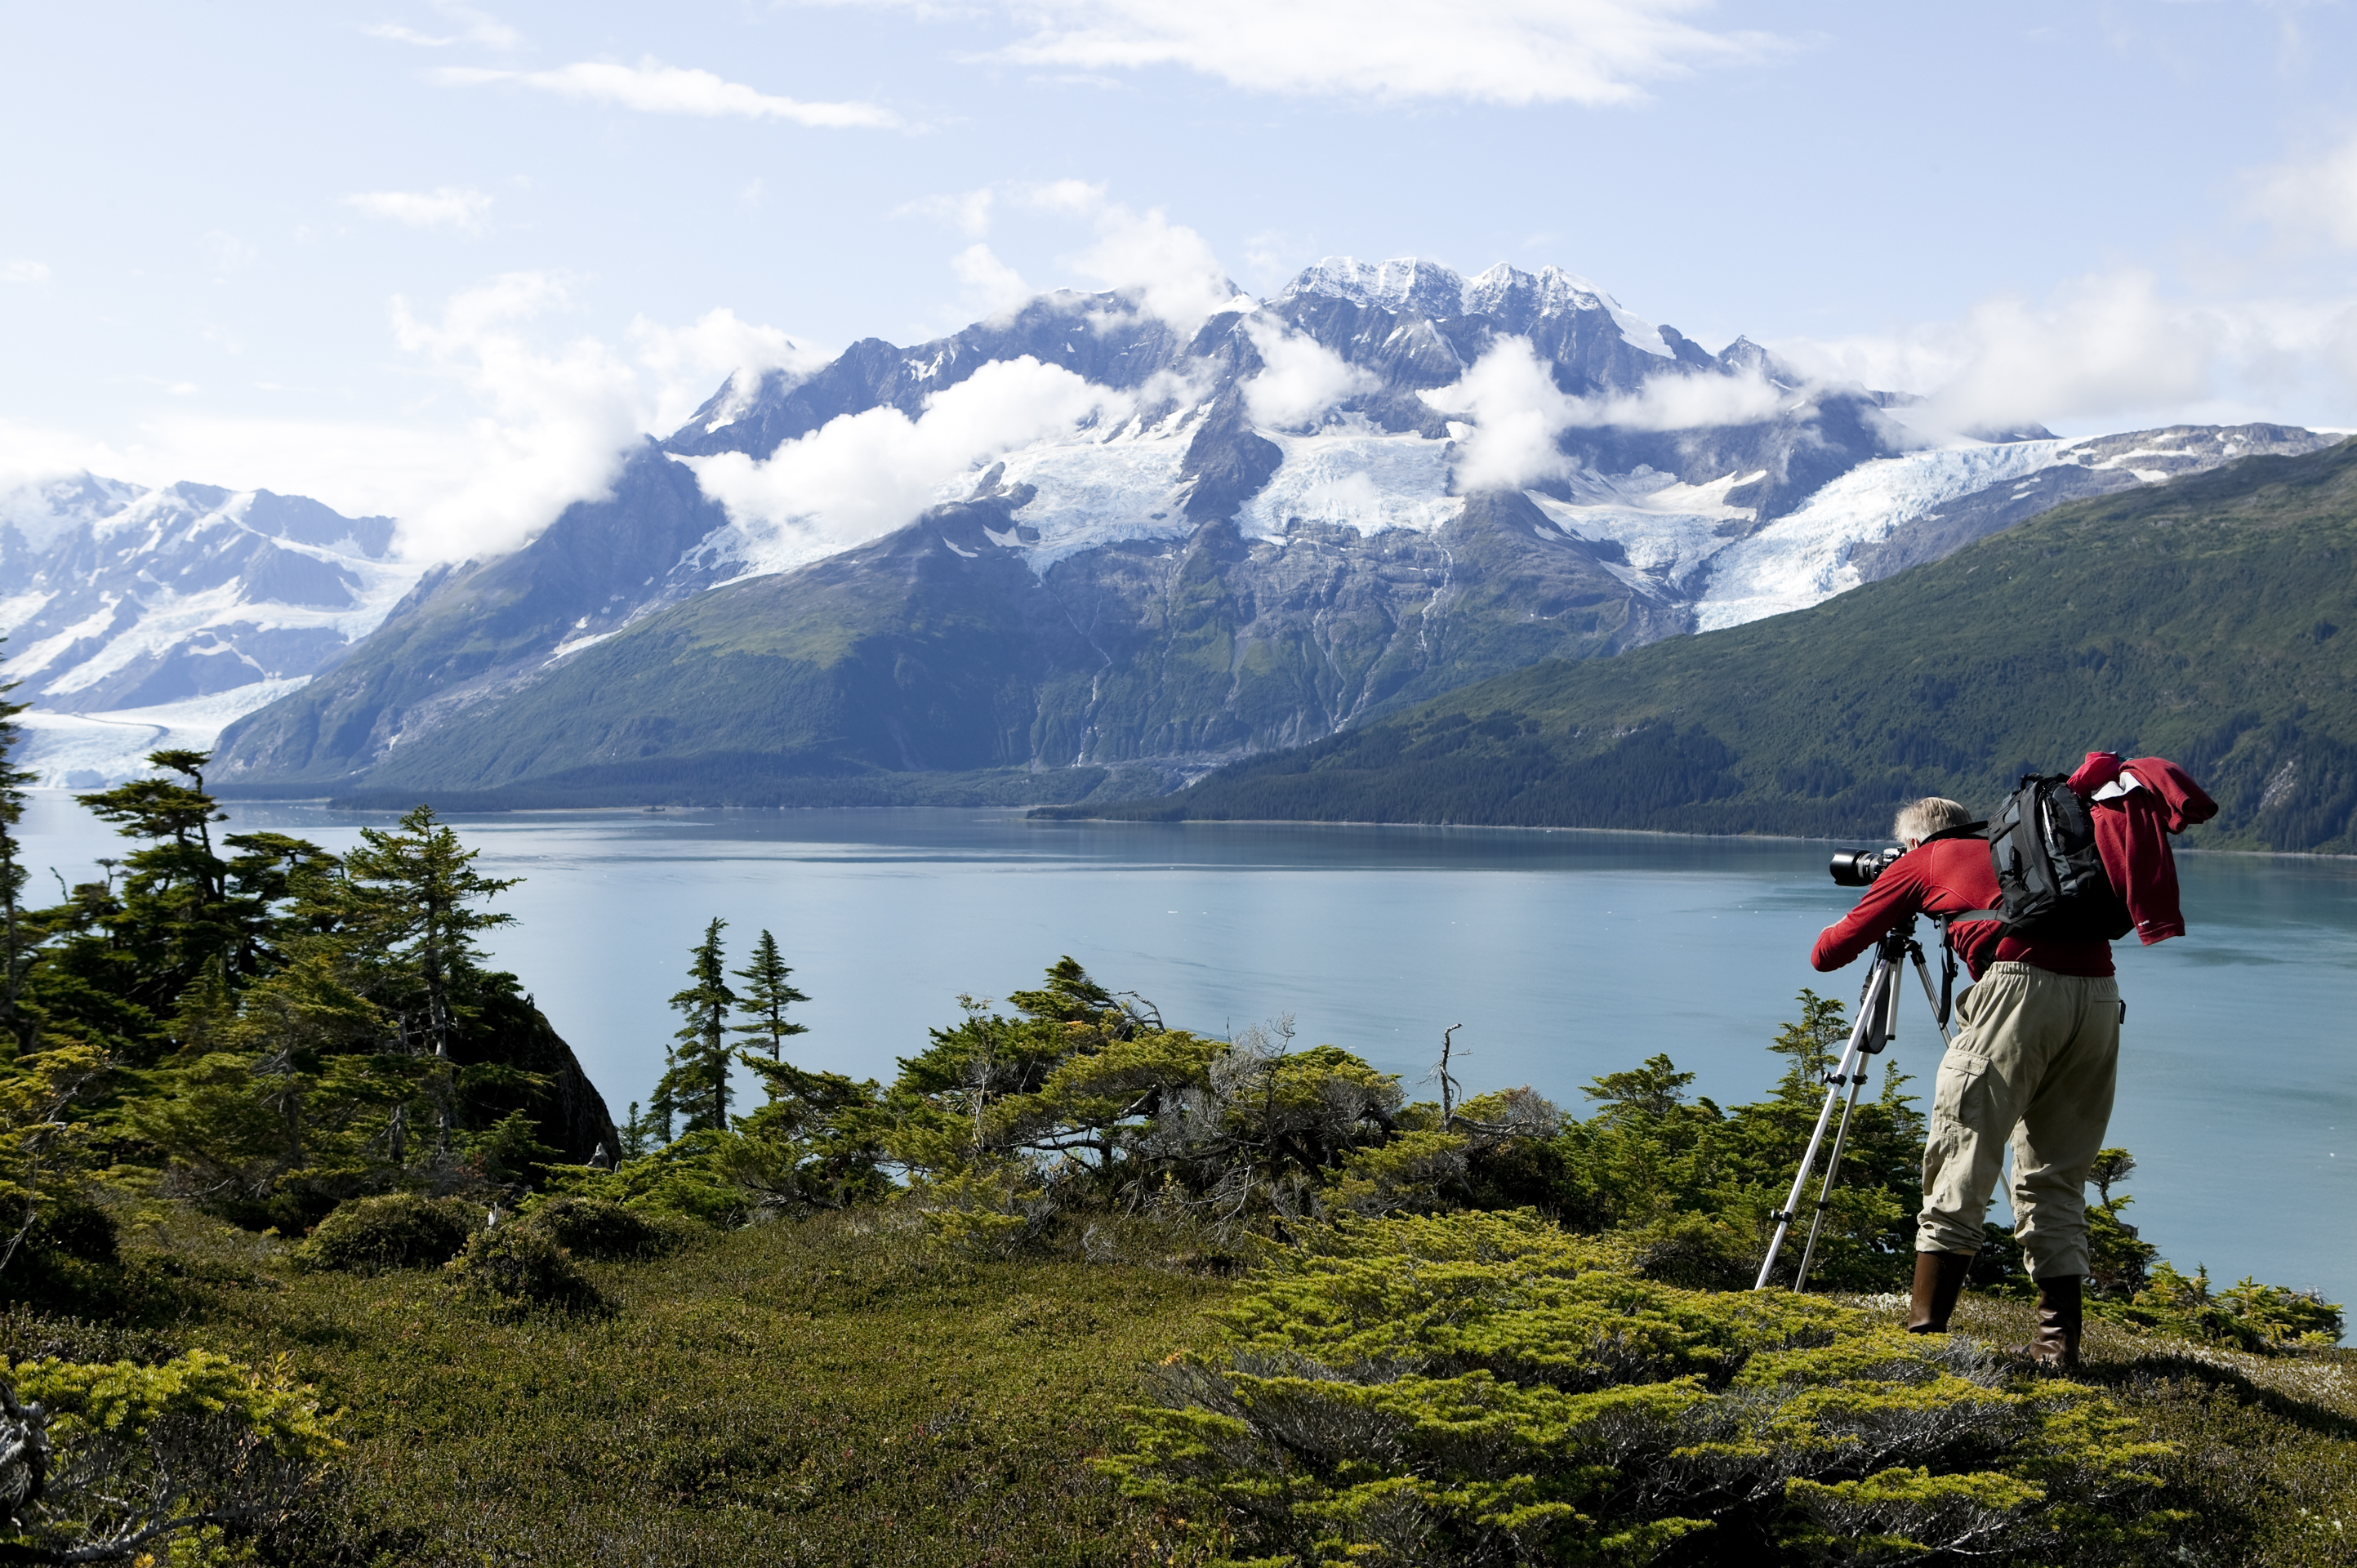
[519, 1195, 688, 1261]
[2, 1348, 340, 1562]
[1105, 1209, 2177, 1566]
[2103, 1261, 2345, 1352]
[290, 1192, 479, 1275]
[444, 1224, 601, 1316]
[0, 1307, 179, 1367]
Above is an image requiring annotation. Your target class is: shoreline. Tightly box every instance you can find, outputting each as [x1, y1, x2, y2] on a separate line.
[38, 790, 2354, 861]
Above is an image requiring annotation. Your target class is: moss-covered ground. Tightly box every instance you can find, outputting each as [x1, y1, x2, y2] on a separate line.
[41, 1209, 2357, 1566]
[175, 1213, 1229, 1566]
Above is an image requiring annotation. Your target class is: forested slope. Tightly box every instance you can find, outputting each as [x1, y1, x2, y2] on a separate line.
[1052, 438, 2357, 852]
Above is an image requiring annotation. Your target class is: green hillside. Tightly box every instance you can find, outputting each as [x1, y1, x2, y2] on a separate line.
[1049, 438, 2357, 852]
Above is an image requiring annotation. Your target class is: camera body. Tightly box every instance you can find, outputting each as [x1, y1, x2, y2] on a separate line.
[1829, 846, 1904, 888]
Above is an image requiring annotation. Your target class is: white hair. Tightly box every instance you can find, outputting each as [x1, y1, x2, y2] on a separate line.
[1893, 796, 1972, 844]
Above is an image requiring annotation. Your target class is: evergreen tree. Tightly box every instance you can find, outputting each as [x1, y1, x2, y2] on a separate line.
[730, 929, 809, 1061]
[648, 1069, 678, 1146]
[42, 751, 329, 1062]
[0, 676, 33, 1053]
[656, 919, 736, 1134]
[619, 1099, 657, 1159]
[341, 804, 519, 1156]
[1767, 988, 1849, 1101]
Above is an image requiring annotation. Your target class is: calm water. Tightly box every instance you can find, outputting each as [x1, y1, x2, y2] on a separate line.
[20, 795, 2357, 1309]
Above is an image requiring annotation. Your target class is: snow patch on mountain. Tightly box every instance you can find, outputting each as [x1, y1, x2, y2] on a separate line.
[1241, 425, 1462, 544]
[0, 473, 425, 718]
[12, 679, 313, 788]
[982, 425, 1197, 568]
[1691, 441, 2073, 630]
[1527, 467, 1760, 589]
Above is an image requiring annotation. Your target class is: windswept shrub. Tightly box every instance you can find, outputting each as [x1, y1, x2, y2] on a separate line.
[445, 1224, 601, 1316]
[2107, 1260, 2344, 1352]
[1105, 1209, 2176, 1566]
[0, 1309, 179, 1368]
[520, 1195, 688, 1262]
[291, 1192, 479, 1274]
[0, 1348, 340, 1562]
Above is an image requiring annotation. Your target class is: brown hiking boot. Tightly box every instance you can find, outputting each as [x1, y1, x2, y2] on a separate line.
[2012, 1274, 2084, 1372]
[1906, 1250, 1973, 1334]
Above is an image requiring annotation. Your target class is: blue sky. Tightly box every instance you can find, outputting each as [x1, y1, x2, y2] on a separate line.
[4, 0, 2355, 556]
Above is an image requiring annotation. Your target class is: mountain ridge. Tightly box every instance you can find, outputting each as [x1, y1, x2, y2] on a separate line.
[1039, 437, 2357, 853]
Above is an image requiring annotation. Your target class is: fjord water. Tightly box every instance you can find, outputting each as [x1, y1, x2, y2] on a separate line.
[25, 796, 2356, 1313]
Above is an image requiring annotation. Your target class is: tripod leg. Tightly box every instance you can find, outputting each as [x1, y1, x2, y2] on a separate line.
[1793, 1064, 1872, 1290]
[1754, 960, 1891, 1290]
[1799, 947, 1941, 1289]
[1910, 949, 1954, 1047]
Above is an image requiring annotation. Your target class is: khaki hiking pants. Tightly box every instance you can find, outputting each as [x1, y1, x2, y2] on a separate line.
[1917, 960, 2121, 1281]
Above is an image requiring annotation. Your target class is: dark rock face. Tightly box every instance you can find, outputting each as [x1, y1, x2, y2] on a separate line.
[458, 984, 620, 1166]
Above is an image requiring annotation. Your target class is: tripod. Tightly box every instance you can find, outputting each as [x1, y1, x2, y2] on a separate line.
[1753, 915, 1957, 1293]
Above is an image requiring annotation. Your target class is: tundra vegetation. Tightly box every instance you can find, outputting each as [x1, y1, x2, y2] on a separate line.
[0, 717, 2346, 1562]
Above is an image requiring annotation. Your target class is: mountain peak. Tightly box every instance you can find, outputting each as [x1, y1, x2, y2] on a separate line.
[1284, 256, 1672, 359]
[1283, 256, 1467, 318]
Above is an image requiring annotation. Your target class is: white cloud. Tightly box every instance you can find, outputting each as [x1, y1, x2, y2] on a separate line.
[2246, 130, 2357, 251]
[342, 186, 495, 232]
[1018, 183, 1240, 327]
[1420, 336, 1784, 489]
[939, 0, 1781, 105]
[365, 2, 523, 50]
[1241, 318, 1375, 427]
[0, 285, 830, 560]
[1601, 368, 1785, 430]
[0, 260, 49, 285]
[437, 60, 900, 129]
[386, 272, 646, 560]
[630, 307, 831, 434]
[898, 180, 1239, 327]
[950, 243, 1034, 316]
[1772, 273, 2221, 435]
[687, 357, 1118, 565]
[1421, 337, 1582, 489]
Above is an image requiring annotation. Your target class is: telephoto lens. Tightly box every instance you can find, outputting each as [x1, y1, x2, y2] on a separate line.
[1829, 847, 1903, 887]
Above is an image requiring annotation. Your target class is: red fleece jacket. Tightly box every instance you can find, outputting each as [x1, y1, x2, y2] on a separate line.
[2064, 752, 2220, 945]
[1811, 837, 2114, 979]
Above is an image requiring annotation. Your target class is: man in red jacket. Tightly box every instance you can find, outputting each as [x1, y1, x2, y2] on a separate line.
[1811, 796, 2122, 1370]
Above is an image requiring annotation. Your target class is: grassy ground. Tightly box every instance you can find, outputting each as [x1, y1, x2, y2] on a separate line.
[1878, 1292, 2357, 1566]
[172, 1212, 1231, 1566]
[35, 1210, 2357, 1566]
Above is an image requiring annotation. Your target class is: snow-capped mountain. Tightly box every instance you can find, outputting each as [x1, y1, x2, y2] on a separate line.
[0, 476, 426, 785]
[148, 256, 2341, 800]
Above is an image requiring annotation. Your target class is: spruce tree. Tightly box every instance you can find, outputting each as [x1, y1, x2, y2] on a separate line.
[341, 804, 519, 1156]
[1767, 988, 1849, 1101]
[0, 677, 34, 1052]
[656, 919, 736, 1134]
[730, 929, 809, 1061]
